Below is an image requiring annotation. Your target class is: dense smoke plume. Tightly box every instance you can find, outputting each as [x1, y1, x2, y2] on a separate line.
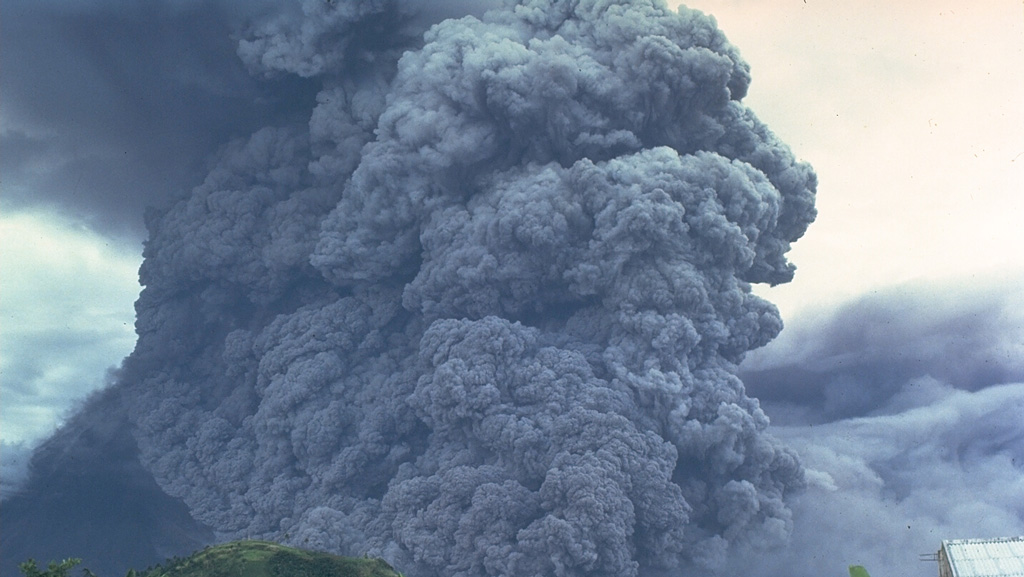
[3, 1, 818, 576]
[742, 281, 1024, 424]
[730, 280, 1024, 577]
[0, 0, 319, 240]
[0, 387, 213, 575]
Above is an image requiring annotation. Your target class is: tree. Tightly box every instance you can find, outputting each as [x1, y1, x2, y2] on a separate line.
[18, 559, 82, 577]
[849, 566, 871, 577]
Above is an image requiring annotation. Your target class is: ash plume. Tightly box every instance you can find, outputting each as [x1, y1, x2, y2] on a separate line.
[0, 0, 319, 241]
[741, 280, 1024, 425]
[0, 388, 213, 577]
[4, 1, 817, 576]
[722, 279, 1024, 577]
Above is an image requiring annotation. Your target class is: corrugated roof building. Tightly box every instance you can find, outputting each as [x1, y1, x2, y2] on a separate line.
[938, 537, 1024, 577]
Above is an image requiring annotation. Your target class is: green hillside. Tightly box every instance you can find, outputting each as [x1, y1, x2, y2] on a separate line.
[137, 541, 401, 577]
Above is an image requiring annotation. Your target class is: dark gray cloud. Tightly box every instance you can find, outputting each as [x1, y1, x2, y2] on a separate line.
[0, 387, 213, 577]
[3, 1, 819, 576]
[728, 382, 1024, 577]
[122, 2, 816, 575]
[0, 0, 319, 241]
[0, 441, 32, 501]
[721, 279, 1024, 575]
[740, 280, 1024, 424]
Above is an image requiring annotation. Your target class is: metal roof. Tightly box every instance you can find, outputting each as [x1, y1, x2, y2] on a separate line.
[943, 537, 1024, 577]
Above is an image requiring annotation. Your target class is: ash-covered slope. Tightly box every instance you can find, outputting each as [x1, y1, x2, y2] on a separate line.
[7, 2, 817, 577]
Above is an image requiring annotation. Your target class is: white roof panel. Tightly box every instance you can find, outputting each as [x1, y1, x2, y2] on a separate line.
[944, 537, 1024, 577]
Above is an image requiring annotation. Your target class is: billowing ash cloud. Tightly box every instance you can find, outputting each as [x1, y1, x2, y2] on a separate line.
[0, 442, 32, 501]
[726, 280, 1024, 577]
[741, 280, 1024, 425]
[0, 0, 319, 240]
[0, 387, 213, 577]
[725, 382, 1024, 577]
[6, 1, 817, 576]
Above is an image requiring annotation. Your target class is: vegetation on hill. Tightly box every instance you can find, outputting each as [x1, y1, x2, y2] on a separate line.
[19, 541, 402, 577]
[21, 542, 872, 577]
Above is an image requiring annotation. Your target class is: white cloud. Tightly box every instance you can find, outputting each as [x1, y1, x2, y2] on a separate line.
[0, 210, 141, 443]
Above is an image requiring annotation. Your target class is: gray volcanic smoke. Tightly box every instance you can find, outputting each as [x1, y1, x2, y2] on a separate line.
[6, 1, 817, 576]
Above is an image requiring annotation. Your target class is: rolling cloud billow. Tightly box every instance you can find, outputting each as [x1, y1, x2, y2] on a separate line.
[729, 281, 1024, 577]
[2, 1, 817, 576]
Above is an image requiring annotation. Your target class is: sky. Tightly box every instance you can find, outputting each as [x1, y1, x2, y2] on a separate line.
[1, 1, 1022, 576]
[681, 0, 1024, 314]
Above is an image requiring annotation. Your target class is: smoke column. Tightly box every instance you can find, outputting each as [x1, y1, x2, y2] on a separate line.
[6, 1, 817, 576]
[729, 280, 1024, 577]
